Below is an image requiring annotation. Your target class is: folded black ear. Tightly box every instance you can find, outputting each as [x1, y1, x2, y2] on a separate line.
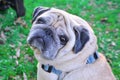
[32, 6, 50, 23]
[73, 27, 89, 53]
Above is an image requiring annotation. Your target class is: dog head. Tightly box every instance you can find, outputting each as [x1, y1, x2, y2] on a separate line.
[27, 6, 97, 60]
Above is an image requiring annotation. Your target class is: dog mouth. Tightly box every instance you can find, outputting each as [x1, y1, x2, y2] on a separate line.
[28, 36, 45, 50]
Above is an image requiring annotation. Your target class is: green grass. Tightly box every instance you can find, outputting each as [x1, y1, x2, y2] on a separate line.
[0, 0, 120, 80]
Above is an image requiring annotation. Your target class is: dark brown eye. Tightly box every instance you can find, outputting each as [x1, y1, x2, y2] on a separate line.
[36, 18, 46, 24]
[59, 35, 68, 45]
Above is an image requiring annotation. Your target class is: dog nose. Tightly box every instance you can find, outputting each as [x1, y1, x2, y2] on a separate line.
[27, 37, 31, 45]
[44, 28, 53, 37]
[27, 36, 35, 45]
[27, 28, 53, 46]
[27, 36, 44, 46]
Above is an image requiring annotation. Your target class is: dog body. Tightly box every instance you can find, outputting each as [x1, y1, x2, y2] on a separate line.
[27, 7, 115, 80]
[37, 54, 114, 80]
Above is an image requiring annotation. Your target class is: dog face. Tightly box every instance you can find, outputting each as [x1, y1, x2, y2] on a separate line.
[27, 7, 96, 60]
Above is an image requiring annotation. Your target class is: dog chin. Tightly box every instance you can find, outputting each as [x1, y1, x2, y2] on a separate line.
[34, 47, 57, 60]
[42, 51, 56, 60]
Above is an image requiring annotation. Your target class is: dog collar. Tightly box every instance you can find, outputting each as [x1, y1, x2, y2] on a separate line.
[86, 51, 99, 64]
[42, 64, 62, 76]
[41, 51, 99, 76]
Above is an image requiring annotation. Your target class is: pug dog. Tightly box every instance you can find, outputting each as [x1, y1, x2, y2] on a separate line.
[27, 7, 115, 80]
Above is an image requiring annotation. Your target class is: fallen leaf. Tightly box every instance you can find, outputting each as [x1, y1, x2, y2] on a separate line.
[100, 43, 104, 49]
[18, 42, 22, 47]
[107, 1, 112, 5]
[106, 39, 111, 42]
[64, 4, 72, 11]
[9, 44, 15, 48]
[1, 31, 6, 41]
[16, 48, 20, 58]
[106, 58, 112, 64]
[13, 55, 17, 59]
[111, 41, 116, 46]
[105, 30, 109, 34]
[24, 54, 33, 62]
[19, 34, 26, 39]
[0, 38, 4, 45]
[13, 75, 20, 80]
[100, 18, 108, 23]
[16, 60, 19, 65]
[0, 14, 5, 19]
[23, 72, 27, 80]
[4, 27, 11, 32]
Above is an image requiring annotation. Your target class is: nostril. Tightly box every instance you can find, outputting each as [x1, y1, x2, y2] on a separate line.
[37, 38, 44, 43]
[27, 37, 33, 45]
[44, 28, 53, 37]
[27, 36, 44, 46]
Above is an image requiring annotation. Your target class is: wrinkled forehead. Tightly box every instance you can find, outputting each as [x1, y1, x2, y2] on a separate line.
[36, 12, 55, 23]
[34, 11, 65, 27]
[32, 10, 69, 36]
[38, 11, 64, 21]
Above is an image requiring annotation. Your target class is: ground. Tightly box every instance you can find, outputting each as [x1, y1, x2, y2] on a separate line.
[0, 0, 120, 80]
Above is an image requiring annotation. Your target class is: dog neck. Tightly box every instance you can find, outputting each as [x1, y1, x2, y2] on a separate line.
[41, 51, 99, 79]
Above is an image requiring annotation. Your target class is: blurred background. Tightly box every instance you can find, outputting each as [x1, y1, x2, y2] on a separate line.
[0, 0, 120, 80]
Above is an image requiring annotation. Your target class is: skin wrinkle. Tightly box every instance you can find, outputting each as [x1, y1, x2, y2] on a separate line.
[51, 12, 67, 29]
[51, 14, 72, 58]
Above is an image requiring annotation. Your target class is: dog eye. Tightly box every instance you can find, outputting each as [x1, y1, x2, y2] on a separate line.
[36, 18, 46, 24]
[59, 35, 68, 45]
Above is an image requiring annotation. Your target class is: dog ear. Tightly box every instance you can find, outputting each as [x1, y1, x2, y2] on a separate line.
[73, 27, 89, 53]
[32, 6, 50, 23]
